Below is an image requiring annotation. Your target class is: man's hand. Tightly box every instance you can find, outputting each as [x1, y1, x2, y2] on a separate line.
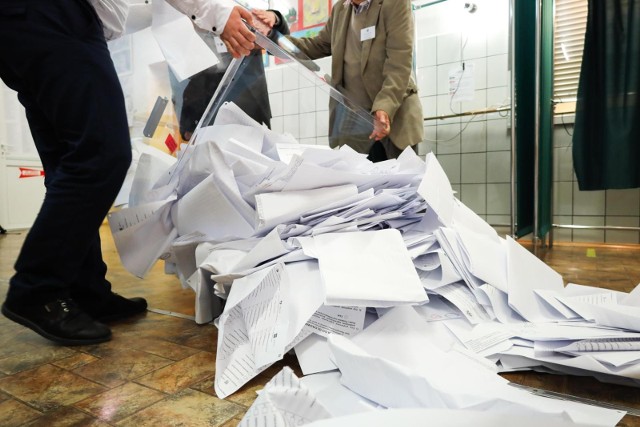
[253, 9, 277, 28]
[370, 110, 391, 141]
[251, 9, 276, 35]
[220, 6, 256, 58]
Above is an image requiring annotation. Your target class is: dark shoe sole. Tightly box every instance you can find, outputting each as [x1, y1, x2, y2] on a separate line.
[1, 303, 111, 346]
[93, 297, 148, 323]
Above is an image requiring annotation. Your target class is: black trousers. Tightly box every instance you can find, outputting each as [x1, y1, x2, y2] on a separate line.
[0, 0, 132, 305]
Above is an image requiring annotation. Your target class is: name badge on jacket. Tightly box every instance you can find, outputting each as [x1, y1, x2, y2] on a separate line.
[361, 26, 375, 41]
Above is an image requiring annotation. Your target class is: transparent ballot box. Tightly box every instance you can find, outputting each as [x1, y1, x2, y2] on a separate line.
[172, 27, 379, 163]
[109, 25, 400, 280]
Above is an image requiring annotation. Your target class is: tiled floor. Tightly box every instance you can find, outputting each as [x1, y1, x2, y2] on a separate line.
[0, 225, 639, 426]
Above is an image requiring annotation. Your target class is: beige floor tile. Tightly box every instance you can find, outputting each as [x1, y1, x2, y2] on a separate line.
[0, 328, 42, 360]
[4, 221, 640, 426]
[104, 314, 200, 345]
[75, 382, 166, 423]
[71, 331, 167, 359]
[116, 388, 244, 427]
[0, 342, 42, 372]
[25, 406, 112, 427]
[135, 351, 216, 394]
[0, 364, 106, 411]
[72, 349, 174, 388]
[220, 416, 243, 427]
[210, 373, 266, 409]
[0, 346, 76, 375]
[162, 324, 219, 353]
[52, 352, 100, 371]
[0, 399, 42, 427]
[125, 337, 202, 361]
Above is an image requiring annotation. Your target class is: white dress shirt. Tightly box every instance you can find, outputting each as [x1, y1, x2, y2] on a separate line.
[89, 0, 236, 40]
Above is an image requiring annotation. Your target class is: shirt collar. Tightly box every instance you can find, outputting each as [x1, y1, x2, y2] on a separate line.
[343, 0, 371, 15]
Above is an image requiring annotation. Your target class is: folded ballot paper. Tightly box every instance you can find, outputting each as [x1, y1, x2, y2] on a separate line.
[236, 308, 625, 427]
[109, 32, 640, 424]
[108, 98, 640, 424]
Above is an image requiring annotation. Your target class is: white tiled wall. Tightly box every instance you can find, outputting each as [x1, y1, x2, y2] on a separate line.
[552, 123, 640, 243]
[0, 86, 46, 230]
[416, 0, 512, 225]
[265, 57, 332, 147]
[264, 0, 513, 224]
[263, 0, 637, 244]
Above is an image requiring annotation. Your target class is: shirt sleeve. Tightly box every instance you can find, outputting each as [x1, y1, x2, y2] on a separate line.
[123, 3, 152, 35]
[164, 0, 236, 35]
[371, 0, 415, 121]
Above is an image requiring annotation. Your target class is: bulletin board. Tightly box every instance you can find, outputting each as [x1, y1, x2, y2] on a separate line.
[269, 0, 299, 31]
[297, 0, 332, 30]
[269, 0, 332, 33]
[269, 0, 331, 65]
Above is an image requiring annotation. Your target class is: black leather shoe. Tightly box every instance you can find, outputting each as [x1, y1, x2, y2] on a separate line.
[1, 299, 112, 346]
[78, 293, 148, 322]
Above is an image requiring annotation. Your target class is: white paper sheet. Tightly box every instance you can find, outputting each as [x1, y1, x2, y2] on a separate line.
[593, 304, 640, 333]
[482, 321, 640, 342]
[534, 289, 581, 320]
[413, 295, 463, 322]
[477, 284, 526, 324]
[294, 334, 338, 375]
[310, 229, 428, 307]
[451, 198, 500, 242]
[623, 283, 640, 306]
[283, 260, 327, 345]
[435, 228, 483, 290]
[299, 189, 375, 225]
[174, 174, 254, 240]
[502, 344, 640, 381]
[306, 408, 607, 427]
[214, 259, 326, 397]
[128, 148, 177, 207]
[170, 231, 209, 284]
[255, 184, 359, 231]
[417, 250, 464, 291]
[299, 371, 382, 417]
[151, 0, 218, 81]
[231, 228, 293, 273]
[115, 139, 176, 207]
[238, 367, 331, 427]
[108, 198, 177, 278]
[303, 305, 366, 338]
[556, 291, 618, 322]
[434, 282, 492, 324]
[215, 264, 290, 398]
[506, 236, 566, 322]
[556, 337, 640, 352]
[417, 153, 455, 225]
[445, 321, 514, 355]
[455, 227, 508, 292]
[327, 307, 625, 426]
[554, 283, 640, 331]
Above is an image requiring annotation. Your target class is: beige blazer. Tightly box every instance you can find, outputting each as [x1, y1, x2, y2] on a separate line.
[289, 0, 424, 149]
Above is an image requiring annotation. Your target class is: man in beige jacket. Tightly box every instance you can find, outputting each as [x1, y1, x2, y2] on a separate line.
[284, 0, 423, 161]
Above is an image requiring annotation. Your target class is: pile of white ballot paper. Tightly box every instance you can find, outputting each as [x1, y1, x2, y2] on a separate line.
[109, 102, 640, 426]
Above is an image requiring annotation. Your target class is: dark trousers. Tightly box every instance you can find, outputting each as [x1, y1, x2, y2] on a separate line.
[0, 0, 132, 305]
[368, 139, 418, 162]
